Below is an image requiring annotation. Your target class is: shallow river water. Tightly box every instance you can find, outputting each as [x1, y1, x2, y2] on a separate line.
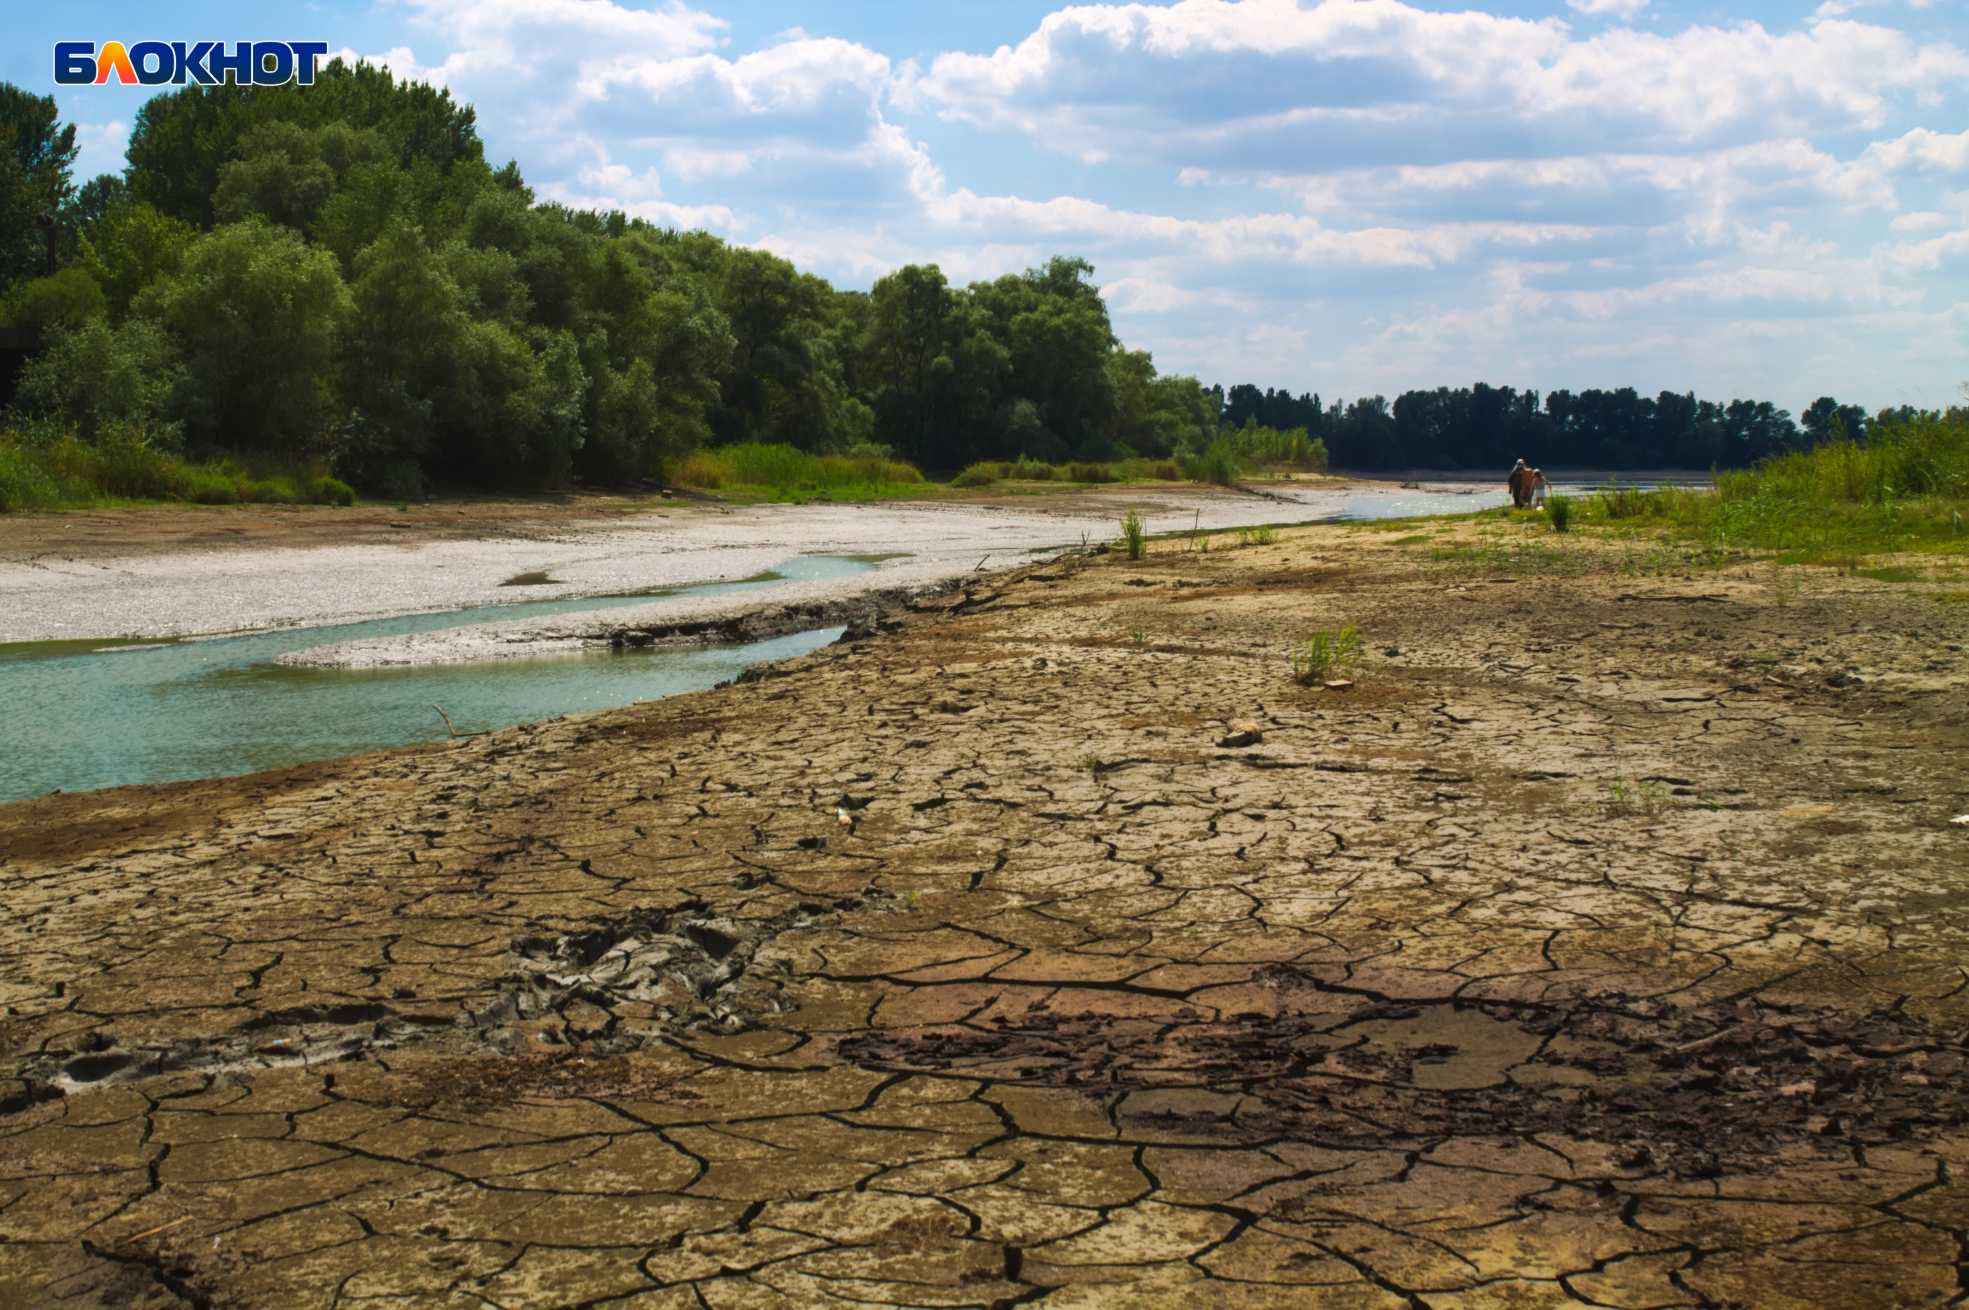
[1, 555, 866, 802]
[0, 481, 1672, 802]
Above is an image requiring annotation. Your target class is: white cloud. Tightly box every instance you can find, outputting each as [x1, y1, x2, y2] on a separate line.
[903, 1, 1969, 161]
[1857, 126, 1969, 175]
[1566, 0, 1650, 18]
[1891, 211, 1950, 233]
[71, 120, 129, 179]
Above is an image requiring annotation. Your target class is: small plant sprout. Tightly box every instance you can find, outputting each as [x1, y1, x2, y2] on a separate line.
[1120, 509, 1147, 560]
[1606, 779, 1670, 816]
[1129, 627, 1148, 645]
[1080, 753, 1106, 774]
[1290, 626, 1364, 686]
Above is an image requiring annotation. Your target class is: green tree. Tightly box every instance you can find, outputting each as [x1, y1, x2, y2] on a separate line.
[0, 84, 78, 291]
[15, 318, 180, 443]
[81, 201, 196, 315]
[137, 219, 350, 453]
[340, 221, 465, 473]
[3, 265, 106, 332]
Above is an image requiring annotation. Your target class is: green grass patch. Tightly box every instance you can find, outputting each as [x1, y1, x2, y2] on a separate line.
[0, 434, 356, 513]
[672, 442, 928, 503]
[948, 456, 1184, 489]
[1556, 411, 1969, 561]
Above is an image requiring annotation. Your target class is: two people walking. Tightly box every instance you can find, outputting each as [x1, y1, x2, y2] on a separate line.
[1508, 458, 1548, 509]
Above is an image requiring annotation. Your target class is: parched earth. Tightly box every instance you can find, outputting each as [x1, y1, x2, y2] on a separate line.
[3, 521, 1968, 1308]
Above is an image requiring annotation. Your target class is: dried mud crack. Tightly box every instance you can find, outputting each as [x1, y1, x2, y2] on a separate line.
[3, 527, 1967, 1308]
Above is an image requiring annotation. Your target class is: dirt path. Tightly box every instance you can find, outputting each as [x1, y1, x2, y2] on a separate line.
[3, 520, 1966, 1308]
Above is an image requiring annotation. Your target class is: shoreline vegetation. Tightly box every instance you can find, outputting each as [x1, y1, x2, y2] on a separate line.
[2, 427, 1334, 512]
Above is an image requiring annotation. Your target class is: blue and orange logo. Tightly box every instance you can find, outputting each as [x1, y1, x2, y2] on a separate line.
[55, 41, 330, 87]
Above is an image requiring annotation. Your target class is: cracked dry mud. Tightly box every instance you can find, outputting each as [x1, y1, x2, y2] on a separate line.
[3, 525, 1968, 1309]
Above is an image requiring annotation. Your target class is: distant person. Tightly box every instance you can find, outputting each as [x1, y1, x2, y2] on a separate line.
[1508, 459, 1530, 508]
[1531, 469, 1549, 509]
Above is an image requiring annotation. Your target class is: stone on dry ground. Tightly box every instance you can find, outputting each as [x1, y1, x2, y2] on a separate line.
[2, 524, 1967, 1309]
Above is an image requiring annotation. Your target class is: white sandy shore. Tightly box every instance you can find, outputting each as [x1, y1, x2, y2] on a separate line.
[0, 483, 1498, 659]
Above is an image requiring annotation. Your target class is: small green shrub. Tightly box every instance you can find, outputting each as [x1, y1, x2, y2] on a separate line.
[1547, 495, 1573, 533]
[1183, 439, 1242, 486]
[310, 476, 355, 506]
[1119, 508, 1147, 560]
[1290, 626, 1363, 685]
[182, 468, 240, 504]
[1066, 461, 1119, 484]
[951, 462, 1002, 487]
[1235, 526, 1278, 547]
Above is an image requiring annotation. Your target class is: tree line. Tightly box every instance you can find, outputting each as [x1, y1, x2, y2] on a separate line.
[0, 70, 1904, 494]
[1218, 383, 1883, 472]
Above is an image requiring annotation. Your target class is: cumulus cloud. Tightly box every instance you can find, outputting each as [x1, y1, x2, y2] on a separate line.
[338, 0, 1969, 410]
[71, 120, 130, 179]
[901, 1, 1969, 163]
[1566, 0, 1649, 18]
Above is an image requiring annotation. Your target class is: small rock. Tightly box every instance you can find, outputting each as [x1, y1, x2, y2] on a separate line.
[1323, 679, 1355, 691]
[1825, 669, 1866, 689]
[1217, 722, 1264, 748]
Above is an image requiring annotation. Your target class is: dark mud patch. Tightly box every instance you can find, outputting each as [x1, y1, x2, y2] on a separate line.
[500, 570, 563, 587]
[12, 894, 889, 1105]
[841, 974, 1969, 1179]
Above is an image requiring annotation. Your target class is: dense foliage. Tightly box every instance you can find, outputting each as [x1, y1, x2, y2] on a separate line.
[1216, 382, 1889, 472]
[0, 71, 1935, 500]
[0, 70, 1220, 497]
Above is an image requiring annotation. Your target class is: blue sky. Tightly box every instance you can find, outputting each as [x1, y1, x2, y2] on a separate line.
[13, 0, 1969, 412]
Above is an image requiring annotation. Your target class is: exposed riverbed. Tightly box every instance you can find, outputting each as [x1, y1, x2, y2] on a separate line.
[0, 480, 1651, 800]
[0, 556, 869, 801]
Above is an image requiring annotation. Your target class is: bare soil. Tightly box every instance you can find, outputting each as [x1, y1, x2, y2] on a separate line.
[3, 520, 1967, 1308]
[0, 493, 704, 566]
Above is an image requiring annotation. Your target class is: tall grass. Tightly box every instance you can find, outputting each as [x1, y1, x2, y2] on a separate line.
[0, 433, 353, 513]
[1290, 626, 1363, 685]
[1582, 410, 1969, 557]
[673, 442, 925, 502]
[1119, 508, 1147, 560]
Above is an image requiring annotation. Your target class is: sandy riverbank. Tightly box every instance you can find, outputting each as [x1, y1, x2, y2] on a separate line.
[2, 514, 1965, 1307]
[0, 481, 1496, 645]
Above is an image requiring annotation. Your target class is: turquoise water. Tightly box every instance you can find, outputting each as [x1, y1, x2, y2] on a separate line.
[0, 555, 869, 802]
